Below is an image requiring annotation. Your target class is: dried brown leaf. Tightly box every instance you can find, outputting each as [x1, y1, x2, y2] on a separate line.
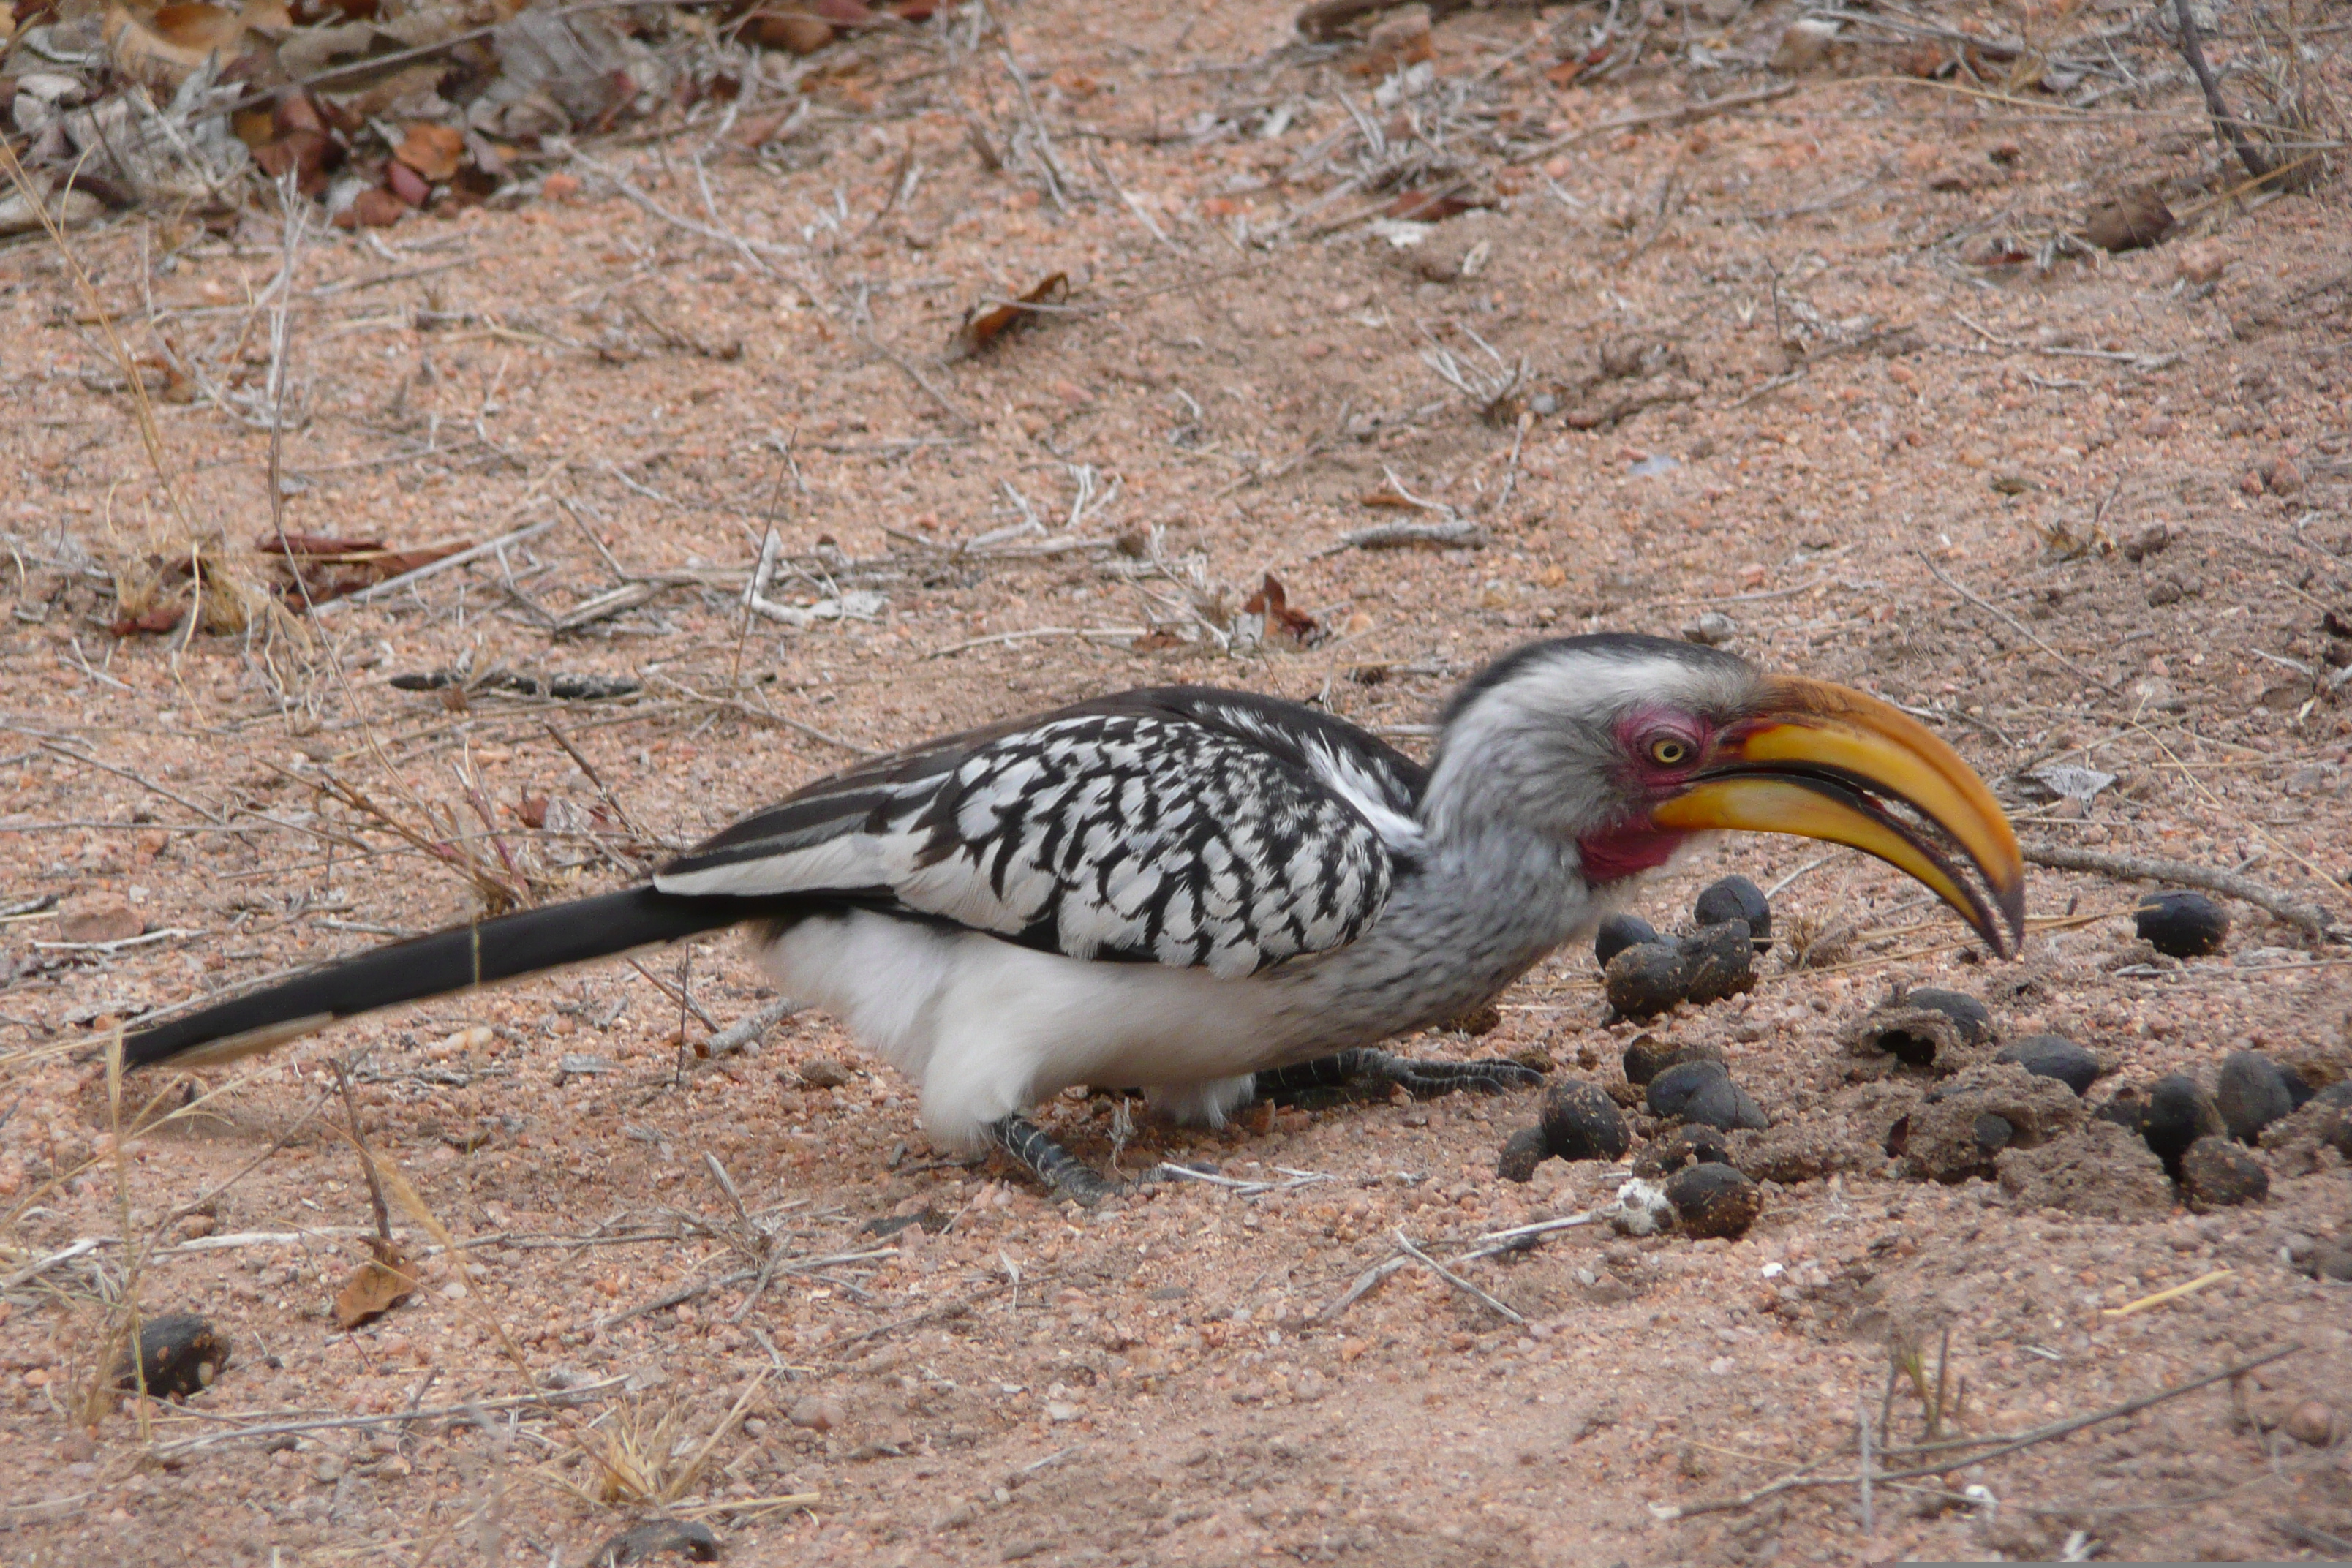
[333, 1240, 415, 1329]
[947, 271, 1068, 361]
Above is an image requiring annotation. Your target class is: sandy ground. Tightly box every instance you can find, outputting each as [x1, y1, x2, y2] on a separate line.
[4, 0, 2352, 1562]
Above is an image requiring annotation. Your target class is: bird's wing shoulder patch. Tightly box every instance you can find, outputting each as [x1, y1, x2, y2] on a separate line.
[657, 706, 1400, 976]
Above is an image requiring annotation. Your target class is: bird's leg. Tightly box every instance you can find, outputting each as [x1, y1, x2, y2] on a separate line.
[986, 1114, 1119, 1206]
[1254, 1047, 1544, 1103]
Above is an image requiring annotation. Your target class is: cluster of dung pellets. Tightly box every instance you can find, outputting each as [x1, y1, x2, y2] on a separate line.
[1597, 876, 1771, 1020]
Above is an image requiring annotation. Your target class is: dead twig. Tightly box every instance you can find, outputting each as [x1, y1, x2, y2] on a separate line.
[2023, 843, 2340, 942]
[1651, 1344, 2302, 1522]
[1915, 550, 2119, 696]
[1392, 1231, 1526, 1326]
[2169, 0, 2275, 184]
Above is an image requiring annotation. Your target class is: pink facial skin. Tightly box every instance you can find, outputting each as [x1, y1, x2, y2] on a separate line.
[1574, 705, 1719, 884]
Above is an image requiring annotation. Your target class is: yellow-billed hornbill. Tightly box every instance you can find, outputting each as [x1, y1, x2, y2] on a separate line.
[124, 635, 2023, 1202]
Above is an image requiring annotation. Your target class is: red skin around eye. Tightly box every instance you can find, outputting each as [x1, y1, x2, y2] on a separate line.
[1574, 706, 1715, 883]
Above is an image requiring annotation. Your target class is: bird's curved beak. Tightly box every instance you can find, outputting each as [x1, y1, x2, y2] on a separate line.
[1649, 676, 2027, 957]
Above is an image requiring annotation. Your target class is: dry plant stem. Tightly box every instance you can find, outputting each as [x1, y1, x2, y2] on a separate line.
[93, 1034, 150, 1439]
[1512, 83, 1800, 165]
[1392, 1231, 1526, 1326]
[2023, 843, 2340, 941]
[331, 1060, 396, 1251]
[0, 142, 201, 546]
[1654, 1343, 2302, 1521]
[2170, 0, 2276, 183]
[1916, 550, 2119, 696]
[152, 1379, 630, 1458]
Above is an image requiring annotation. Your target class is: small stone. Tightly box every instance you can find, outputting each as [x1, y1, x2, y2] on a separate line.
[1539, 1080, 1630, 1163]
[1594, 912, 1659, 969]
[1647, 1059, 1767, 1132]
[1693, 875, 1771, 943]
[1605, 941, 1689, 1020]
[2079, 188, 2176, 252]
[1665, 1164, 1763, 1240]
[1995, 1035, 2100, 1096]
[788, 1395, 845, 1431]
[2285, 1400, 2335, 1446]
[2179, 1135, 2267, 1210]
[1676, 921, 1757, 1006]
[2299, 1241, 2352, 1282]
[1633, 1123, 1733, 1179]
[1681, 610, 1737, 646]
[1045, 1401, 1082, 1422]
[114, 1313, 230, 1401]
[2133, 891, 2228, 957]
[1621, 1034, 1723, 1087]
[1769, 16, 1839, 72]
[1972, 1112, 2014, 1153]
[2215, 1050, 2295, 1144]
[2143, 1073, 2225, 1179]
[799, 1058, 854, 1089]
[1496, 1126, 1549, 1183]
[58, 899, 144, 945]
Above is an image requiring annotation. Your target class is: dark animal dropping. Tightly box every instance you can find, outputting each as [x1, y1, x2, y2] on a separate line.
[1996, 1035, 2100, 1096]
[1693, 875, 1771, 943]
[2179, 1135, 2267, 1210]
[1605, 941, 1689, 1020]
[1632, 1123, 1733, 1178]
[1646, 1058, 1767, 1131]
[1664, 1163, 1763, 1239]
[1594, 912, 1658, 968]
[1903, 988, 1991, 1046]
[1539, 1080, 1631, 1163]
[1496, 1126, 1550, 1183]
[1621, 1034, 1724, 1087]
[2215, 1050, 2295, 1144]
[2134, 891, 2228, 957]
[2141, 1073, 2225, 1180]
[115, 1313, 230, 1401]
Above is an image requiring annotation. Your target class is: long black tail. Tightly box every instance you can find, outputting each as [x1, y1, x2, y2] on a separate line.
[124, 886, 781, 1070]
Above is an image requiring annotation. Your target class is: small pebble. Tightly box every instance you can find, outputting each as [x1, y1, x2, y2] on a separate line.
[1605, 941, 1689, 1020]
[2284, 1400, 2337, 1447]
[1693, 875, 1771, 944]
[2215, 1050, 2295, 1144]
[1995, 1035, 2100, 1096]
[1647, 1059, 1768, 1132]
[2142, 1073, 2225, 1179]
[1664, 1164, 1763, 1240]
[2179, 1134, 2267, 1210]
[1621, 1034, 1725, 1087]
[1496, 1126, 1549, 1184]
[1902, 988, 1992, 1046]
[1539, 1080, 1631, 1162]
[114, 1313, 230, 1401]
[2133, 891, 2228, 957]
[1594, 912, 1659, 969]
[799, 1058, 855, 1088]
[1632, 1123, 1733, 1178]
[1972, 1112, 2014, 1153]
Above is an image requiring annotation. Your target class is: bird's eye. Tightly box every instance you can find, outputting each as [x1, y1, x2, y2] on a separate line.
[1648, 736, 1691, 767]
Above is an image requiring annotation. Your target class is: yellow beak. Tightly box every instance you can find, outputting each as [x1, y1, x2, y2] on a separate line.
[1649, 676, 2027, 957]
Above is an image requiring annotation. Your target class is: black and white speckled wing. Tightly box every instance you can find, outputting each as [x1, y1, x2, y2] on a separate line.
[653, 687, 1426, 978]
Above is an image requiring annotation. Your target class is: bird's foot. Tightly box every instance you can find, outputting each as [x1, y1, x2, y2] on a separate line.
[985, 1114, 1121, 1207]
[1254, 1047, 1545, 1104]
